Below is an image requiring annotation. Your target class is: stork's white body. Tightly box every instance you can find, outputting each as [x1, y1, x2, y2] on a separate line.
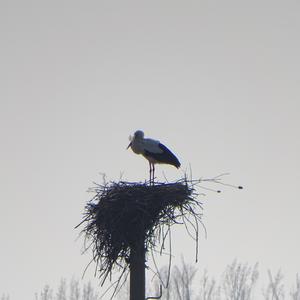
[127, 130, 181, 184]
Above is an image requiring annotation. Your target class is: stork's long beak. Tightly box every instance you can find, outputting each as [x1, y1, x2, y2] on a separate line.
[126, 142, 132, 150]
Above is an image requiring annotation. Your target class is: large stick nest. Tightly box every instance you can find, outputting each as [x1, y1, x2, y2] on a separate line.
[78, 178, 202, 286]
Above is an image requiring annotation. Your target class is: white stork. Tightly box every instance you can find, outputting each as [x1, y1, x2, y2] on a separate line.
[127, 130, 181, 184]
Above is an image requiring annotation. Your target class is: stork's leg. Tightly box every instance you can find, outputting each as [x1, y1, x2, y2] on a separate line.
[149, 161, 152, 185]
[151, 163, 154, 185]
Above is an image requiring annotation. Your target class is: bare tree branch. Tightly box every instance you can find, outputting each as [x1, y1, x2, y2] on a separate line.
[290, 273, 300, 300]
[263, 270, 285, 300]
[222, 260, 259, 300]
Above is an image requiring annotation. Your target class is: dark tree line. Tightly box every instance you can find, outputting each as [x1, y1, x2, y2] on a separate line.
[2, 260, 299, 300]
[34, 279, 99, 300]
[147, 259, 299, 300]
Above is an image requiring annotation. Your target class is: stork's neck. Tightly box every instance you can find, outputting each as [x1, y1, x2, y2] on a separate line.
[131, 137, 144, 154]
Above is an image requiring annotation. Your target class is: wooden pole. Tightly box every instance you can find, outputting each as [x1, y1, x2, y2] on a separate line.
[129, 237, 145, 300]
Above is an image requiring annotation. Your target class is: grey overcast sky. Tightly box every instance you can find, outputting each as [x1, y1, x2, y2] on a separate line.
[1, 1, 300, 299]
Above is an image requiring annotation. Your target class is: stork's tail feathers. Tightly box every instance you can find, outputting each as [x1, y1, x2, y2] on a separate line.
[144, 143, 181, 169]
[175, 160, 181, 169]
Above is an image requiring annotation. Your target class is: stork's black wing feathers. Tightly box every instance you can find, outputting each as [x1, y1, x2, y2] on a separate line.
[144, 143, 181, 168]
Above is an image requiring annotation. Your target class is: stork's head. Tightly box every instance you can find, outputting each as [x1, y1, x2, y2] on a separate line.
[126, 130, 144, 149]
[134, 130, 144, 140]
